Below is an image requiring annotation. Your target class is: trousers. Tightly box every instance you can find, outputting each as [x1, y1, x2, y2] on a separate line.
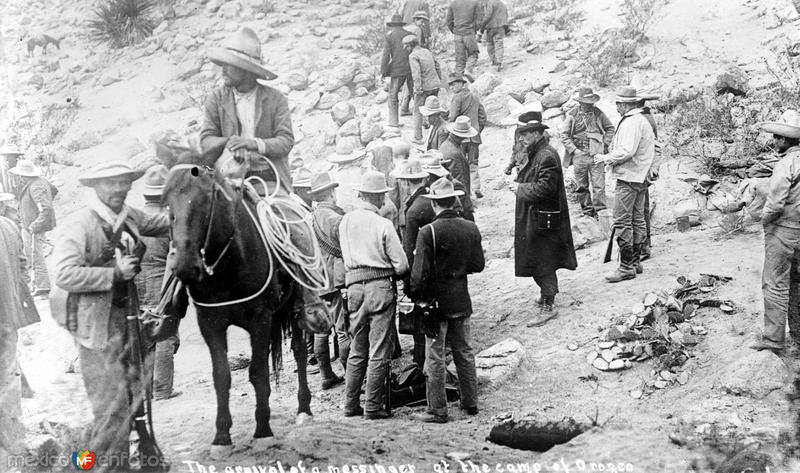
[152, 333, 179, 399]
[533, 272, 559, 298]
[22, 229, 50, 292]
[788, 250, 800, 343]
[573, 153, 606, 215]
[465, 142, 481, 194]
[425, 315, 477, 417]
[344, 278, 396, 414]
[453, 34, 479, 75]
[485, 27, 505, 65]
[388, 75, 413, 127]
[613, 180, 647, 268]
[317, 291, 351, 373]
[413, 89, 439, 141]
[762, 224, 800, 344]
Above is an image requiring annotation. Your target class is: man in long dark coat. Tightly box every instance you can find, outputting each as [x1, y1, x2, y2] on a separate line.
[513, 112, 577, 326]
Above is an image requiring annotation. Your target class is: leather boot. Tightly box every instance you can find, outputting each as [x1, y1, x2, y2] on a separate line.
[606, 246, 636, 283]
[527, 295, 559, 327]
[315, 335, 343, 390]
[633, 243, 643, 274]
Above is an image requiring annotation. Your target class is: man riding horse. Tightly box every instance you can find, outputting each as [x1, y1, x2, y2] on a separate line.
[196, 27, 329, 322]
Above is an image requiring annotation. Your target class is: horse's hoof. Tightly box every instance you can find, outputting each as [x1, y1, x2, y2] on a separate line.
[296, 412, 313, 425]
[209, 444, 234, 460]
[250, 436, 277, 450]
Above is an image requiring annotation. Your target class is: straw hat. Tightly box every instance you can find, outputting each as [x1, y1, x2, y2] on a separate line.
[291, 167, 313, 189]
[759, 110, 800, 139]
[574, 87, 600, 104]
[395, 159, 429, 180]
[402, 35, 419, 47]
[386, 13, 406, 26]
[308, 172, 339, 196]
[614, 86, 643, 103]
[0, 146, 23, 155]
[327, 147, 367, 165]
[421, 177, 464, 200]
[412, 10, 430, 21]
[419, 96, 447, 116]
[79, 161, 145, 186]
[207, 27, 277, 80]
[142, 164, 169, 197]
[447, 116, 478, 138]
[421, 152, 449, 177]
[516, 111, 549, 132]
[0, 192, 14, 202]
[355, 170, 392, 194]
[8, 159, 42, 177]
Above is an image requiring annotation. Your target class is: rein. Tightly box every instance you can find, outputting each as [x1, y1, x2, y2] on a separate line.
[200, 181, 235, 276]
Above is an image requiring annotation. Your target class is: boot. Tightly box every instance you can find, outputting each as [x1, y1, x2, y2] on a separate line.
[527, 295, 559, 327]
[315, 335, 344, 390]
[606, 246, 636, 283]
[633, 243, 644, 274]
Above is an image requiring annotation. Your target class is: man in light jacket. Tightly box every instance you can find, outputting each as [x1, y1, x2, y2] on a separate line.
[752, 110, 800, 353]
[50, 161, 170, 471]
[448, 73, 487, 198]
[339, 171, 409, 420]
[404, 35, 441, 144]
[594, 87, 655, 283]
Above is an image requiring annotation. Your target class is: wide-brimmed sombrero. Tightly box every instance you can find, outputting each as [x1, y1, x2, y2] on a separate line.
[759, 110, 800, 139]
[207, 27, 277, 80]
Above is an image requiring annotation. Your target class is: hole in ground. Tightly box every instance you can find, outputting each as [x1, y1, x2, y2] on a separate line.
[487, 418, 591, 452]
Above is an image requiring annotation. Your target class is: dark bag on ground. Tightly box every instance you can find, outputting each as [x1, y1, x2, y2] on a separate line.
[389, 364, 461, 408]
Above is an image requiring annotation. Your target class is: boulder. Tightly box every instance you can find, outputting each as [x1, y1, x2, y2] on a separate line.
[354, 86, 369, 97]
[218, 0, 242, 18]
[337, 118, 361, 138]
[332, 85, 353, 101]
[324, 62, 357, 91]
[571, 215, 607, 249]
[285, 69, 309, 91]
[335, 136, 362, 155]
[29, 75, 44, 89]
[532, 80, 550, 94]
[205, 0, 224, 13]
[716, 350, 789, 399]
[330, 101, 356, 126]
[554, 40, 570, 51]
[317, 92, 343, 110]
[501, 78, 533, 102]
[649, 177, 706, 228]
[540, 91, 568, 109]
[468, 338, 524, 387]
[359, 118, 384, 145]
[470, 72, 502, 97]
[375, 90, 389, 104]
[714, 66, 749, 96]
[99, 73, 121, 87]
[484, 92, 511, 126]
[175, 59, 203, 80]
[524, 91, 542, 104]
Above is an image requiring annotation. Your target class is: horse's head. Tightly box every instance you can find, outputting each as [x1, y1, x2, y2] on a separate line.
[162, 165, 232, 283]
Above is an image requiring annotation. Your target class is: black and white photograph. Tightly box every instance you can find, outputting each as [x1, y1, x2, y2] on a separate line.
[2, 0, 800, 471]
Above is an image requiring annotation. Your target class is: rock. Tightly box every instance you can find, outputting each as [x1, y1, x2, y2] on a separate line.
[540, 91, 568, 109]
[99, 73, 120, 87]
[218, 0, 242, 18]
[502, 77, 533, 101]
[317, 92, 343, 110]
[715, 66, 749, 96]
[484, 92, 510, 125]
[111, 134, 147, 160]
[375, 90, 388, 104]
[716, 350, 789, 399]
[542, 108, 564, 120]
[286, 69, 309, 91]
[337, 118, 361, 138]
[532, 80, 550, 94]
[175, 59, 203, 80]
[446, 452, 471, 462]
[571, 215, 606, 249]
[299, 90, 322, 112]
[325, 62, 358, 91]
[319, 39, 332, 49]
[331, 101, 356, 126]
[359, 118, 383, 145]
[355, 86, 369, 97]
[471, 338, 524, 386]
[470, 72, 502, 97]
[554, 40, 570, 51]
[333, 85, 353, 101]
[205, 0, 224, 13]
[311, 26, 328, 36]
[335, 136, 361, 155]
[66, 131, 103, 152]
[28, 75, 44, 89]
[549, 61, 566, 74]
[649, 177, 707, 228]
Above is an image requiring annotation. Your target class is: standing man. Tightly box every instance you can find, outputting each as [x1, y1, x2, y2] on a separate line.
[594, 87, 655, 283]
[136, 165, 181, 401]
[339, 171, 409, 419]
[560, 87, 615, 218]
[0, 146, 23, 194]
[420, 96, 449, 150]
[309, 171, 348, 386]
[0, 211, 29, 467]
[401, 0, 430, 24]
[404, 35, 441, 145]
[480, 0, 509, 72]
[422, 153, 474, 221]
[446, 0, 481, 76]
[514, 112, 577, 325]
[410, 10, 432, 48]
[396, 159, 434, 369]
[50, 161, 170, 471]
[10, 159, 56, 297]
[409, 177, 484, 423]
[388, 140, 413, 236]
[440, 116, 477, 196]
[637, 94, 661, 261]
[382, 14, 415, 127]
[448, 73, 486, 199]
[752, 110, 800, 353]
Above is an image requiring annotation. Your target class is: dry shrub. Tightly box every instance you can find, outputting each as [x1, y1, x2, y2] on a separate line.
[577, 28, 636, 87]
[619, 0, 662, 41]
[540, 0, 585, 39]
[88, 0, 156, 48]
[354, 11, 386, 58]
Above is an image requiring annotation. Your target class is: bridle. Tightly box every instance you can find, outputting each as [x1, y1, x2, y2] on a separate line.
[200, 179, 237, 276]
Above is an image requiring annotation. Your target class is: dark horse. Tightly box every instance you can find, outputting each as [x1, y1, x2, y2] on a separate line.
[162, 164, 330, 458]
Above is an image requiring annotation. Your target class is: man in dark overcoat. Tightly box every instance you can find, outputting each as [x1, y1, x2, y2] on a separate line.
[513, 111, 577, 326]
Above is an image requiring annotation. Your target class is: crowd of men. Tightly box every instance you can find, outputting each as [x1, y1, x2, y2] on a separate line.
[4, 0, 800, 469]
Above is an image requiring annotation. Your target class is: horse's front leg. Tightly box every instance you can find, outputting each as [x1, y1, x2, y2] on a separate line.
[248, 319, 274, 445]
[292, 324, 313, 424]
[199, 319, 234, 459]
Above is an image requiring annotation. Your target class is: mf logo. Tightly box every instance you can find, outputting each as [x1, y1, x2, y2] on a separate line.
[71, 450, 96, 470]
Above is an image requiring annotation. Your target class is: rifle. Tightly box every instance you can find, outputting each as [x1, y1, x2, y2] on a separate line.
[603, 227, 616, 264]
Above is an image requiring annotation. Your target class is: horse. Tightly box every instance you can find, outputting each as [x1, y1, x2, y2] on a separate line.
[162, 164, 331, 458]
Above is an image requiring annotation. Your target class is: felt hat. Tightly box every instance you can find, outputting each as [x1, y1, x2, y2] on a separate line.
[308, 171, 339, 195]
[614, 86, 643, 103]
[422, 177, 464, 200]
[142, 164, 169, 196]
[447, 116, 478, 138]
[386, 13, 406, 26]
[516, 111, 549, 132]
[759, 110, 800, 139]
[0, 192, 14, 202]
[421, 151, 449, 177]
[207, 27, 277, 80]
[395, 159, 429, 180]
[402, 34, 419, 47]
[327, 147, 367, 165]
[447, 72, 467, 84]
[79, 161, 145, 186]
[355, 170, 392, 194]
[291, 167, 313, 188]
[574, 87, 600, 104]
[412, 10, 430, 21]
[8, 159, 42, 177]
[419, 96, 447, 116]
[0, 146, 23, 155]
